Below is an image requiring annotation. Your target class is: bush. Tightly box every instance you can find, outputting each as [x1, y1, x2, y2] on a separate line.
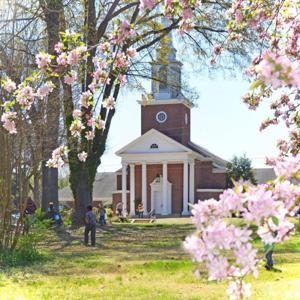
[60, 208, 73, 226]
[0, 233, 44, 268]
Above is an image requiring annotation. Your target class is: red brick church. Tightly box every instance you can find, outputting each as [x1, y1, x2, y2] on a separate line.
[112, 35, 228, 216]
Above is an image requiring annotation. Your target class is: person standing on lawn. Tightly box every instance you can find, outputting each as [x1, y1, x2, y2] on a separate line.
[116, 201, 123, 216]
[99, 204, 106, 226]
[137, 203, 144, 218]
[264, 242, 275, 270]
[84, 205, 96, 246]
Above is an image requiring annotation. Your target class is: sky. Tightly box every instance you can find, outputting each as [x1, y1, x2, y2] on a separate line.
[98, 67, 288, 173]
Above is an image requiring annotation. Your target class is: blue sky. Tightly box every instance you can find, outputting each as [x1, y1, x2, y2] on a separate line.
[98, 69, 288, 172]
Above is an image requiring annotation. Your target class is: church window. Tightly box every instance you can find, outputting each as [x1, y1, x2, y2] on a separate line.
[156, 111, 167, 123]
[150, 143, 159, 149]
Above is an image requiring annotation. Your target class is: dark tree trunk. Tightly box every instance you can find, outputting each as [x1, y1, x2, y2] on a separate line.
[40, 0, 64, 211]
[71, 168, 92, 224]
[42, 163, 58, 211]
[33, 170, 41, 208]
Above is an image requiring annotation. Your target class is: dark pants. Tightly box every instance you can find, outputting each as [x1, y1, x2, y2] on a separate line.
[84, 224, 96, 246]
[99, 215, 106, 226]
[138, 212, 143, 218]
[266, 250, 273, 268]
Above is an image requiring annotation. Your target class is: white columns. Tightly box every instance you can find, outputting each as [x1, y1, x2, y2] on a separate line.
[142, 162, 147, 214]
[130, 164, 135, 216]
[162, 161, 168, 215]
[189, 161, 195, 205]
[182, 160, 189, 215]
[121, 162, 127, 214]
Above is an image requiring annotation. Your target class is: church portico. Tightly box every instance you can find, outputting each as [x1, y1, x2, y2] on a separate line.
[118, 145, 199, 216]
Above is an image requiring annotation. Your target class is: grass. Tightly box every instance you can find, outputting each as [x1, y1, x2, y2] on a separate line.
[0, 218, 300, 300]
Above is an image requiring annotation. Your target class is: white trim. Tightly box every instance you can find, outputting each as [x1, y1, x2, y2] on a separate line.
[120, 152, 204, 163]
[130, 164, 135, 216]
[137, 98, 194, 108]
[196, 189, 224, 193]
[189, 161, 195, 205]
[182, 160, 189, 215]
[116, 128, 199, 156]
[156, 111, 167, 123]
[212, 168, 227, 173]
[113, 190, 130, 194]
[122, 163, 127, 212]
[142, 162, 147, 212]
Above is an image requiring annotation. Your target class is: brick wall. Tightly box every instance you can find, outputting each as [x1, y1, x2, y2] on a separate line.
[195, 160, 227, 189]
[141, 103, 191, 145]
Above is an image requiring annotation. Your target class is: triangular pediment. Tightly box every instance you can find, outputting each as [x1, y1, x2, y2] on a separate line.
[116, 129, 192, 155]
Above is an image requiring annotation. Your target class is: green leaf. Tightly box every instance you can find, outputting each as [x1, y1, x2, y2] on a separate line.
[250, 79, 263, 90]
[271, 216, 279, 226]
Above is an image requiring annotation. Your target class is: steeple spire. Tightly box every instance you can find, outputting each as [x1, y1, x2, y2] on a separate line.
[151, 18, 184, 100]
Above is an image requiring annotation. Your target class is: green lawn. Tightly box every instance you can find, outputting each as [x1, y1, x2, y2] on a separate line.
[0, 218, 300, 300]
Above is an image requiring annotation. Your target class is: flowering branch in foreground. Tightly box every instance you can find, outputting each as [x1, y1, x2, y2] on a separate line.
[184, 155, 300, 299]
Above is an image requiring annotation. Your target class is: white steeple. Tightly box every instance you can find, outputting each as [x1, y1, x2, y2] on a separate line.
[151, 18, 184, 100]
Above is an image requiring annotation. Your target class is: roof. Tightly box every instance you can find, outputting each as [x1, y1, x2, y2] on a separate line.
[187, 141, 227, 169]
[59, 172, 115, 203]
[254, 168, 276, 184]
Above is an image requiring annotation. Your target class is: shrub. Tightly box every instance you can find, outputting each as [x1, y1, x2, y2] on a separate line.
[0, 232, 44, 268]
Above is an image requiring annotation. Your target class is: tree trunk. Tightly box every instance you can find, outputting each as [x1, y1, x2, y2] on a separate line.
[40, 0, 64, 211]
[71, 168, 93, 224]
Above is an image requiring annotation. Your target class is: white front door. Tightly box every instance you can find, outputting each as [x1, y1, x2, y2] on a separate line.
[153, 190, 164, 214]
[150, 176, 172, 215]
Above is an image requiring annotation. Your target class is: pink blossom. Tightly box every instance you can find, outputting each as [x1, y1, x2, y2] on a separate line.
[204, 220, 233, 250]
[46, 146, 68, 168]
[70, 120, 85, 137]
[96, 118, 105, 130]
[16, 86, 35, 109]
[103, 96, 115, 110]
[99, 42, 110, 53]
[227, 280, 251, 300]
[54, 42, 64, 53]
[78, 151, 88, 162]
[72, 109, 82, 119]
[67, 50, 79, 65]
[57, 53, 67, 65]
[64, 71, 77, 85]
[1, 111, 17, 134]
[118, 74, 127, 86]
[183, 235, 206, 262]
[191, 199, 222, 229]
[139, 0, 156, 10]
[37, 81, 55, 97]
[127, 48, 137, 58]
[3, 78, 16, 93]
[80, 91, 92, 108]
[85, 131, 95, 140]
[207, 256, 229, 281]
[245, 187, 277, 224]
[35, 52, 52, 69]
[87, 117, 96, 127]
[46, 157, 64, 168]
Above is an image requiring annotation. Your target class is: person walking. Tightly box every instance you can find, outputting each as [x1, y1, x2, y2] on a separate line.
[264, 242, 275, 270]
[99, 205, 106, 226]
[25, 197, 37, 224]
[84, 205, 96, 246]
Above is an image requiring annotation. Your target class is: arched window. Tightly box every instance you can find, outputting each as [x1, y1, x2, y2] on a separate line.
[150, 143, 158, 149]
